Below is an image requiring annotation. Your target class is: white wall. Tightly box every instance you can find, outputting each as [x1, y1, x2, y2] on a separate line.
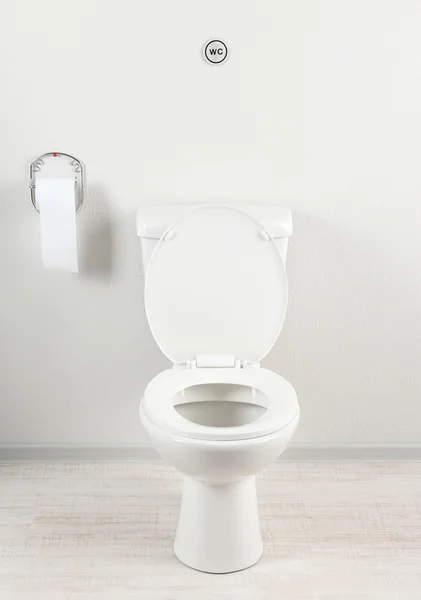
[1, 0, 420, 447]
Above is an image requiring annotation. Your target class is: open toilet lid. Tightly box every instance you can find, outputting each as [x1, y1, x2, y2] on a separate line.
[144, 206, 288, 365]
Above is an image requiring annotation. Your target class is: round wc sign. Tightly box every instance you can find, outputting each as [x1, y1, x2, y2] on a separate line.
[202, 39, 229, 65]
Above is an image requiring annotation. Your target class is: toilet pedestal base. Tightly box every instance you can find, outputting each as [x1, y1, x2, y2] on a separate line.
[174, 476, 263, 573]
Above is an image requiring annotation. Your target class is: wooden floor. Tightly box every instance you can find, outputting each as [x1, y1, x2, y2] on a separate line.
[0, 462, 420, 599]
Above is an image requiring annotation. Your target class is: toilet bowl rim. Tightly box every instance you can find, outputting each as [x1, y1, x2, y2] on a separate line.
[141, 367, 299, 441]
[140, 401, 300, 444]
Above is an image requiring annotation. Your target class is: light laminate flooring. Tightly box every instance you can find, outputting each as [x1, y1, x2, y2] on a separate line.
[0, 461, 420, 599]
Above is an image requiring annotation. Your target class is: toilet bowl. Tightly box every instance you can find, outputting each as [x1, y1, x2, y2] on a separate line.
[138, 205, 299, 573]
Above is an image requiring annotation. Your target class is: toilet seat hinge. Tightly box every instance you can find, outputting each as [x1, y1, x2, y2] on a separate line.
[195, 354, 236, 368]
[173, 355, 260, 369]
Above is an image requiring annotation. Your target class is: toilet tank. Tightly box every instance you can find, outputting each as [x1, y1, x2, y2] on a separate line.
[136, 204, 293, 272]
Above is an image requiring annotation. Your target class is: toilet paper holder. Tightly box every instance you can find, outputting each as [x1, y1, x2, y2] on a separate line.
[30, 152, 84, 213]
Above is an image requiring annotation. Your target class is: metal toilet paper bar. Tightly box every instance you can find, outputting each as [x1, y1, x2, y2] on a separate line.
[29, 152, 84, 213]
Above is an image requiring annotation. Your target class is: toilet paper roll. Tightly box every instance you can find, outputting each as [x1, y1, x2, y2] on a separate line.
[36, 178, 78, 273]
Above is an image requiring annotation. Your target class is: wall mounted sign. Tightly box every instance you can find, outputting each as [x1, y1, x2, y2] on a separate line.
[202, 39, 229, 65]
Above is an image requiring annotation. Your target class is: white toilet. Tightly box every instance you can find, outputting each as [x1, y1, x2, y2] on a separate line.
[137, 204, 299, 574]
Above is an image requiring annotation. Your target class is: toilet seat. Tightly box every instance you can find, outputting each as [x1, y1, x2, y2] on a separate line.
[142, 367, 298, 441]
[142, 206, 296, 442]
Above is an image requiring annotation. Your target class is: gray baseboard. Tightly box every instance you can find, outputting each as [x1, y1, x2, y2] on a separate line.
[0, 443, 421, 462]
[0, 444, 157, 462]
